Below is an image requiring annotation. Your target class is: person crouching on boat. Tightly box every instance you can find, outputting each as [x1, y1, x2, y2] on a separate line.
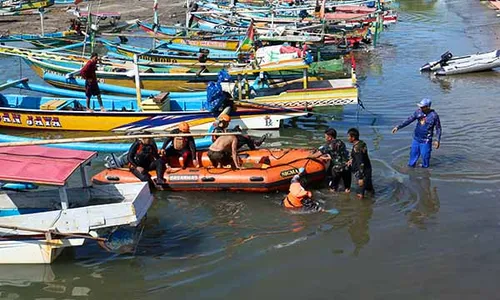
[211, 113, 231, 142]
[283, 168, 321, 211]
[128, 133, 166, 185]
[160, 122, 199, 169]
[208, 133, 241, 169]
[80, 52, 105, 112]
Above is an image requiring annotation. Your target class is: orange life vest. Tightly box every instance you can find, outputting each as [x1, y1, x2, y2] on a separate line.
[283, 182, 312, 209]
[173, 137, 188, 151]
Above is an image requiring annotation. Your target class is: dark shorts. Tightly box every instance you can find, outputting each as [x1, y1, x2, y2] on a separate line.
[208, 149, 230, 166]
[85, 80, 100, 98]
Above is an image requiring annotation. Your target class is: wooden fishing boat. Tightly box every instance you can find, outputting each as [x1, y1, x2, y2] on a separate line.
[0, 0, 53, 11]
[92, 148, 326, 192]
[137, 21, 252, 52]
[0, 145, 153, 264]
[0, 92, 304, 131]
[101, 40, 239, 65]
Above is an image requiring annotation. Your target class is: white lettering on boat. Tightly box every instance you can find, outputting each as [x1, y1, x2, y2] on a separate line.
[168, 175, 199, 182]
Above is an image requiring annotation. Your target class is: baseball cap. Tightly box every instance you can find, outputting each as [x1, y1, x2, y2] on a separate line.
[417, 98, 432, 107]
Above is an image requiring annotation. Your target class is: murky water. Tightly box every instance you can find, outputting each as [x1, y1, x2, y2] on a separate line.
[2, 0, 500, 299]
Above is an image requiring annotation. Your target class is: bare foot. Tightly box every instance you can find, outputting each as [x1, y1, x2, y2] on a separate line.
[100, 107, 106, 112]
[344, 189, 350, 193]
[356, 193, 364, 199]
[86, 108, 94, 112]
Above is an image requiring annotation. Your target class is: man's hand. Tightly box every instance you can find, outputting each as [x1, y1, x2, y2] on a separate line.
[160, 149, 166, 156]
[193, 159, 199, 168]
[433, 141, 440, 149]
[346, 159, 352, 167]
[136, 166, 145, 173]
[391, 127, 398, 134]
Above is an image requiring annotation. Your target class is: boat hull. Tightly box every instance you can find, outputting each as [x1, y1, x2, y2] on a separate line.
[92, 149, 326, 192]
[0, 106, 302, 131]
[0, 238, 85, 264]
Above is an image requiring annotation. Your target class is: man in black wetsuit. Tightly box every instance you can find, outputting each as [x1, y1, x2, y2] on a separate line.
[127, 133, 166, 184]
[347, 128, 374, 199]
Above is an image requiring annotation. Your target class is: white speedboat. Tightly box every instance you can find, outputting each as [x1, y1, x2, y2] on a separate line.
[0, 145, 153, 264]
[420, 50, 500, 76]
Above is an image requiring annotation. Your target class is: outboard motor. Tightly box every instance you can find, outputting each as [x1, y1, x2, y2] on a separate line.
[440, 51, 453, 64]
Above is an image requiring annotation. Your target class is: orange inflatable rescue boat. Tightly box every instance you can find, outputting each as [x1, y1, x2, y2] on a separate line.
[92, 148, 327, 192]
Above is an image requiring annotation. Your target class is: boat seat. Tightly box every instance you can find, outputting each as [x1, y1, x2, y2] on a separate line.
[40, 99, 68, 110]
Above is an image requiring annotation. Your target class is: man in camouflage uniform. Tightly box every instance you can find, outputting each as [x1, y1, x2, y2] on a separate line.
[310, 128, 351, 192]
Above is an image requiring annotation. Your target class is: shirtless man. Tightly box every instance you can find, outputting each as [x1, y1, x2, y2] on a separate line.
[207, 135, 240, 169]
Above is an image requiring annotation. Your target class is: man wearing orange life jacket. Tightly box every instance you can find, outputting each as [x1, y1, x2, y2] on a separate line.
[283, 168, 321, 211]
[160, 122, 198, 169]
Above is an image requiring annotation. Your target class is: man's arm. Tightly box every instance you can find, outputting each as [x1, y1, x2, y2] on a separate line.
[231, 137, 240, 168]
[151, 142, 160, 159]
[161, 137, 173, 150]
[434, 113, 442, 149]
[435, 113, 442, 142]
[392, 111, 418, 133]
[127, 141, 139, 167]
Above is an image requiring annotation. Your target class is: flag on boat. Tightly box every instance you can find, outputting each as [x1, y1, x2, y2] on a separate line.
[237, 21, 254, 52]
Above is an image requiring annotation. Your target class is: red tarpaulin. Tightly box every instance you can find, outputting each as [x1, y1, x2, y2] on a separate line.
[0, 146, 96, 186]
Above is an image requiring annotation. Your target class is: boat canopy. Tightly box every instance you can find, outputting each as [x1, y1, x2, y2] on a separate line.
[0, 145, 96, 186]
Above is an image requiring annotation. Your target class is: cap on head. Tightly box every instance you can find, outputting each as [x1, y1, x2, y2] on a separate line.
[219, 114, 231, 122]
[418, 98, 432, 108]
[178, 122, 190, 133]
[291, 174, 301, 183]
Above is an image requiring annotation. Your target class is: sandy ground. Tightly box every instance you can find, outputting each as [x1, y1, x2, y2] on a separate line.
[0, 0, 186, 35]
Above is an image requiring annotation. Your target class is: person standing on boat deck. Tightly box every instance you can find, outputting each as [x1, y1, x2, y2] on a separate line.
[309, 128, 351, 193]
[80, 52, 105, 112]
[347, 128, 374, 199]
[208, 134, 241, 169]
[160, 122, 199, 169]
[391, 98, 442, 168]
[211, 113, 232, 142]
[128, 134, 166, 185]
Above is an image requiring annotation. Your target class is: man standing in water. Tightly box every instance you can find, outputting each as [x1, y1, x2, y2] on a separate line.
[309, 128, 351, 193]
[347, 128, 374, 199]
[392, 98, 441, 168]
[80, 52, 105, 112]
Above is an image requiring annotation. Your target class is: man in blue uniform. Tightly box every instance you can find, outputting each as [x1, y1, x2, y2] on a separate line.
[392, 98, 442, 168]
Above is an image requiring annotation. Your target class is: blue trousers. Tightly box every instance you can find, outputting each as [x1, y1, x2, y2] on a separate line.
[408, 139, 432, 168]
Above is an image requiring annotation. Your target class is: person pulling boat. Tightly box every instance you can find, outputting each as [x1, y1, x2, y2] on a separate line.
[283, 168, 321, 212]
[309, 128, 351, 193]
[160, 122, 199, 170]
